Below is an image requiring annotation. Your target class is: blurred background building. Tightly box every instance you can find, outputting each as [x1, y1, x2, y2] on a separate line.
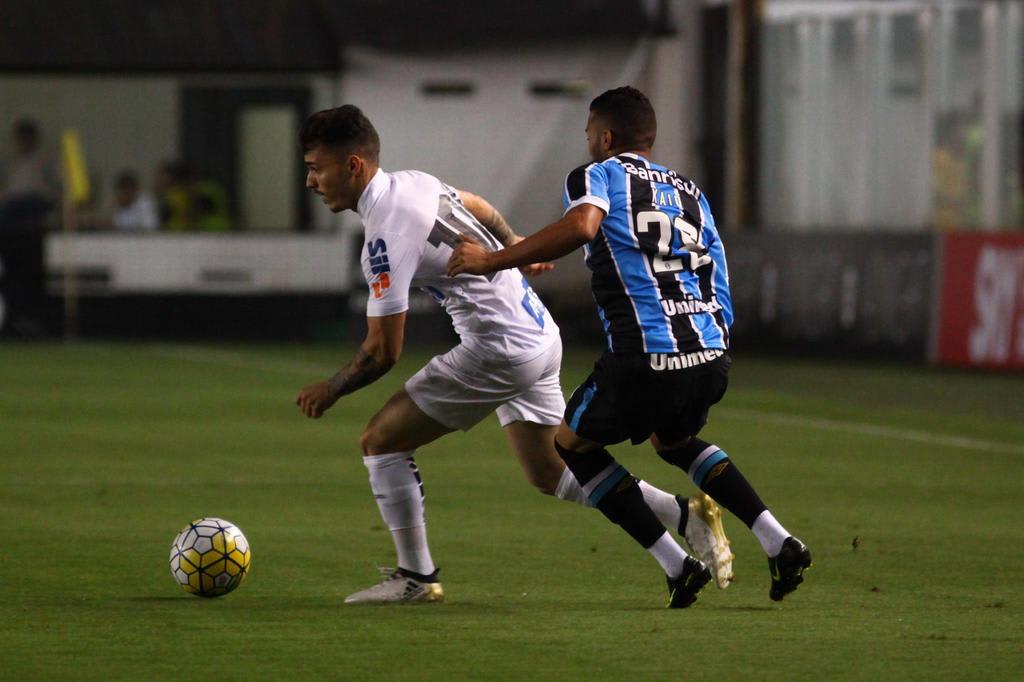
[0, 0, 1021, 368]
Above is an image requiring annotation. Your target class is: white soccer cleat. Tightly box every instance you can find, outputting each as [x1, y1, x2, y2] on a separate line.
[344, 567, 445, 605]
[682, 493, 734, 589]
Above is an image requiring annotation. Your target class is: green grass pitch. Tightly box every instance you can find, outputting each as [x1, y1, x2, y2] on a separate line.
[1, 342, 1022, 680]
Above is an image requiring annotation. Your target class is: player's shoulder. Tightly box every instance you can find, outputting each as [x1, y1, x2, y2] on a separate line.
[648, 158, 701, 191]
[564, 160, 616, 200]
[566, 157, 620, 178]
[388, 169, 442, 191]
[368, 169, 440, 225]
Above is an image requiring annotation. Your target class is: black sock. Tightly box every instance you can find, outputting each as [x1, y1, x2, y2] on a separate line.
[659, 439, 767, 529]
[555, 441, 665, 548]
[676, 495, 689, 536]
[397, 567, 440, 583]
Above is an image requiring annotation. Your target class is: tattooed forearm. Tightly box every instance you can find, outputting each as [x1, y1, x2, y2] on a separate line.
[326, 347, 393, 398]
[480, 206, 517, 246]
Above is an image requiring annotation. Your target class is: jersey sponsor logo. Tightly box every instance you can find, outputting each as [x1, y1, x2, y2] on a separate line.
[620, 161, 700, 200]
[370, 272, 391, 298]
[367, 239, 390, 274]
[648, 348, 724, 371]
[367, 239, 391, 298]
[660, 298, 723, 316]
[519, 276, 547, 328]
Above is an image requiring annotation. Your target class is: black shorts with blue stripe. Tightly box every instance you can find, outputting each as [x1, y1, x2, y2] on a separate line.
[564, 351, 731, 446]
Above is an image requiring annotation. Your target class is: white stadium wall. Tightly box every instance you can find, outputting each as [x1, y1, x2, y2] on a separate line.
[45, 232, 352, 294]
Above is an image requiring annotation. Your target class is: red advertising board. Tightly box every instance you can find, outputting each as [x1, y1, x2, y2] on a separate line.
[934, 233, 1024, 369]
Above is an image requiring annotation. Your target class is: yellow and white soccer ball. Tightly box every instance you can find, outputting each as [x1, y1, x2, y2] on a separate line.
[169, 518, 251, 597]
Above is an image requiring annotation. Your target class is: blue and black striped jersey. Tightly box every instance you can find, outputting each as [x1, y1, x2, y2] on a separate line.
[562, 153, 733, 354]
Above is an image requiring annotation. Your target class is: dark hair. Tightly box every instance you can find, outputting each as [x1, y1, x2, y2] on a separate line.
[159, 160, 189, 183]
[115, 170, 139, 190]
[299, 105, 380, 161]
[589, 86, 657, 150]
[13, 118, 39, 142]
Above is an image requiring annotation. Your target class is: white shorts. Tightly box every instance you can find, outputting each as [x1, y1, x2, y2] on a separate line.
[405, 340, 565, 431]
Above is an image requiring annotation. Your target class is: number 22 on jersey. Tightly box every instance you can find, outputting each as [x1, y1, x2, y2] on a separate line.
[636, 210, 711, 273]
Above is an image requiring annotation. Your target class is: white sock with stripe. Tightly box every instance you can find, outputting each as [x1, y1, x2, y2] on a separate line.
[363, 452, 436, 576]
[554, 467, 589, 505]
[639, 481, 683, 533]
[554, 468, 683, 532]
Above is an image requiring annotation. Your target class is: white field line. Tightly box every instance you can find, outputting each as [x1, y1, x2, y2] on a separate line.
[87, 344, 1024, 457]
[716, 408, 1024, 456]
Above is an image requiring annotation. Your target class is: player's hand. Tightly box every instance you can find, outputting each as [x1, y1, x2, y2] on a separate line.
[295, 381, 339, 419]
[447, 234, 494, 276]
[510, 235, 554, 277]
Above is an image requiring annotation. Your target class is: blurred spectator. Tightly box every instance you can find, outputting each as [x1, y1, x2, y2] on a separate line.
[192, 176, 233, 232]
[0, 119, 59, 229]
[155, 162, 237, 231]
[155, 160, 193, 231]
[933, 95, 984, 230]
[933, 119, 968, 231]
[111, 170, 159, 231]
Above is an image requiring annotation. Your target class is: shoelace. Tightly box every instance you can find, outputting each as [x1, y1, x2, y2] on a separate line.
[376, 566, 401, 580]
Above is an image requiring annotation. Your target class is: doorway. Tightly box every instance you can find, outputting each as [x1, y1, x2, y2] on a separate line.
[181, 87, 312, 231]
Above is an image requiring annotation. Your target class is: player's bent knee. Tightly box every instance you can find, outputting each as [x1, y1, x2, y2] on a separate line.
[522, 456, 563, 496]
[651, 433, 692, 451]
[359, 425, 389, 456]
[358, 429, 373, 456]
[530, 474, 559, 496]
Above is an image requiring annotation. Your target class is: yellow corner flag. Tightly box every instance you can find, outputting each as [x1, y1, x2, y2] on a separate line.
[61, 129, 90, 205]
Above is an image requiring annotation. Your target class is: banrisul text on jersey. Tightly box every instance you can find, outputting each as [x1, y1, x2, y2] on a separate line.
[562, 153, 733, 355]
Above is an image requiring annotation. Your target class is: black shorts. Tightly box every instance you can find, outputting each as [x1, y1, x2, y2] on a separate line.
[564, 351, 731, 446]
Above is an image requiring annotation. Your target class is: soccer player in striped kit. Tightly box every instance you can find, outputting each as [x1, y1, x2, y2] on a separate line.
[295, 105, 734, 604]
[449, 87, 811, 606]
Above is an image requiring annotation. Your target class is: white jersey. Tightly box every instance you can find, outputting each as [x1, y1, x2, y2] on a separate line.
[357, 168, 559, 361]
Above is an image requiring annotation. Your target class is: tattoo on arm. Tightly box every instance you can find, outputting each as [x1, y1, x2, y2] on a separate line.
[481, 206, 517, 246]
[326, 347, 392, 398]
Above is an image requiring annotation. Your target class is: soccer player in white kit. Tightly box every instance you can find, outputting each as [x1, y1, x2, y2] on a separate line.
[294, 105, 733, 604]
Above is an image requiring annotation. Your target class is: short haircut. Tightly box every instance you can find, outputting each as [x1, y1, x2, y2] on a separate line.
[13, 118, 39, 141]
[589, 86, 657, 150]
[115, 171, 139, 189]
[299, 105, 380, 161]
[159, 160, 188, 183]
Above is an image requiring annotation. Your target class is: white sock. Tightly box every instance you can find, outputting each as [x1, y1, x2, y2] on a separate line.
[555, 469, 683, 537]
[363, 452, 436, 576]
[391, 527, 434, 578]
[554, 467, 590, 506]
[752, 510, 789, 557]
[639, 481, 683, 533]
[647, 531, 687, 578]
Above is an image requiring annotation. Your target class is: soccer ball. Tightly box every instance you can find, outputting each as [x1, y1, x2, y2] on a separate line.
[169, 518, 251, 597]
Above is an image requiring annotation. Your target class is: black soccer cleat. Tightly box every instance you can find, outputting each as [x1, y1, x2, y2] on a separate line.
[666, 556, 713, 609]
[768, 536, 812, 602]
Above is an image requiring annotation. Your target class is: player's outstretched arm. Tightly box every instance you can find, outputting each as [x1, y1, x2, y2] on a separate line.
[457, 189, 553, 276]
[447, 203, 604, 277]
[296, 312, 406, 418]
